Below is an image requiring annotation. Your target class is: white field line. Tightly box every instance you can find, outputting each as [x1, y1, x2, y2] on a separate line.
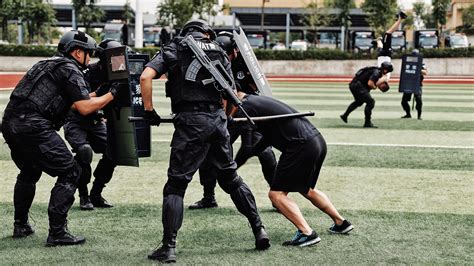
[150, 139, 474, 149]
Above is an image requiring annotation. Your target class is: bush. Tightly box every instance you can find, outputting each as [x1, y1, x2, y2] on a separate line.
[1, 44, 473, 60]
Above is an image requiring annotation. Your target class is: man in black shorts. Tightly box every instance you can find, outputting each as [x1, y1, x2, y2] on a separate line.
[231, 91, 354, 247]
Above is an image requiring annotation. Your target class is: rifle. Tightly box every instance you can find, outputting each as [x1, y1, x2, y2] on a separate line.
[180, 35, 254, 125]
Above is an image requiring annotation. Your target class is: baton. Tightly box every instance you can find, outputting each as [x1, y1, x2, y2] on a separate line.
[128, 112, 315, 124]
[232, 111, 315, 122]
[128, 115, 175, 123]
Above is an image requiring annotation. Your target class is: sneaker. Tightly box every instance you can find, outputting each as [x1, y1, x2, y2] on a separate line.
[13, 222, 35, 238]
[254, 227, 271, 250]
[340, 114, 348, 123]
[282, 230, 321, 247]
[148, 245, 177, 263]
[401, 114, 412, 119]
[328, 220, 354, 234]
[80, 196, 94, 210]
[363, 122, 378, 128]
[188, 197, 218, 209]
[90, 195, 113, 208]
[45, 230, 86, 247]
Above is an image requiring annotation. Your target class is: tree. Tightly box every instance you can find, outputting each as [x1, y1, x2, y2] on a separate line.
[303, 0, 331, 44]
[72, 0, 105, 34]
[361, 0, 398, 36]
[23, 0, 56, 43]
[122, 2, 134, 25]
[460, 4, 474, 33]
[412, 1, 436, 29]
[432, 0, 450, 34]
[157, 0, 194, 29]
[325, 0, 356, 49]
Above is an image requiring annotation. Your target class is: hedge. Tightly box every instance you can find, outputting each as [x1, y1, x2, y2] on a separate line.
[1, 44, 473, 60]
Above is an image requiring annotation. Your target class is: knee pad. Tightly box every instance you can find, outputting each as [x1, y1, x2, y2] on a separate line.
[17, 169, 42, 184]
[57, 161, 82, 186]
[76, 144, 93, 165]
[163, 182, 186, 197]
[218, 175, 244, 194]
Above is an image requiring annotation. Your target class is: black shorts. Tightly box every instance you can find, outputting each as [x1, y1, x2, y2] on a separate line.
[271, 134, 327, 193]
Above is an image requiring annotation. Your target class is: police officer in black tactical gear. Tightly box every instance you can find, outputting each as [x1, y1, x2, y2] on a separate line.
[189, 31, 277, 210]
[401, 49, 427, 120]
[63, 39, 121, 210]
[340, 61, 393, 128]
[2, 30, 116, 246]
[140, 19, 270, 263]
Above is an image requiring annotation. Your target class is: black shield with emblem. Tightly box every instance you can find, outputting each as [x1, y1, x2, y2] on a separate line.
[399, 53, 423, 94]
[103, 46, 151, 166]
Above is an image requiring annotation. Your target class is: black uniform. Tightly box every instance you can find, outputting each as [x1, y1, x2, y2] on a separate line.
[233, 95, 325, 193]
[145, 35, 267, 250]
[401, 63, 425, 119]
[2, 56, 90, 236]
[63, 62, 116, 206]
[341, 66, 383, 125]
[196, 51, 277, 201]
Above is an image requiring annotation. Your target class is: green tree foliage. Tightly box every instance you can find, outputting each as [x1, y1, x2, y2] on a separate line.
[157, 0, 218, 28]
[413, 1, 436, 29]
[432, 0, 450, 33]
[361, 0, 398, 36]
[460, 4, 474, 33]
[303, 0, 331, 44]
[122, 2, 134, 24]
[325, 0, 356, 49]
[72, 0, 105, 34]
[0, 0, 56, 44]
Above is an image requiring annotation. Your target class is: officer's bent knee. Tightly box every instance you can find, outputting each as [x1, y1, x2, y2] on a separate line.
[76, 144, 93, 164]
[218, 175, 243, 194]
[57, 161, 82, 186]
[163, 182, 186, 197]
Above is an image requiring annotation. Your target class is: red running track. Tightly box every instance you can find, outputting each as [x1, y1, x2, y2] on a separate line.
[1, 73, 473, 89]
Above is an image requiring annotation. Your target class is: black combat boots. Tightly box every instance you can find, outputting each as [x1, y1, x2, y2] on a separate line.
[46, 225, 86, 247]
[13, 221, 35, 238]
[79, 195, 94, 210]
[148, 235, 177, 263]
[188, 196, 218, 209]
[253, 226, 271, 250]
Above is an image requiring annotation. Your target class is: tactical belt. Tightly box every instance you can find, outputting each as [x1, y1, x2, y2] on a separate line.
[173, 102, 222, 113]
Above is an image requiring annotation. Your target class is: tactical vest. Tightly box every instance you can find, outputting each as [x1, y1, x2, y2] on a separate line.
[351, 66, 380, 87]
[165, 37, 225, 107]
[11, 56, 75, 124]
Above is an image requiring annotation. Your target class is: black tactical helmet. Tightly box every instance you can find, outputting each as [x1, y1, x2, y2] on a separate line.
[381, 61, 394, 73]
[180, 19, 216, 40]
[58, 30, 97, 54]
[96, 39, 123, 60]
[215, 31, 236, 55]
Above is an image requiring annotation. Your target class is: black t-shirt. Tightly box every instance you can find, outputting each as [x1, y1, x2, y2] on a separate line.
[234, 95, 319, 152]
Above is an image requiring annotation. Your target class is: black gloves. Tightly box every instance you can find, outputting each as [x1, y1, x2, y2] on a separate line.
[144, 109, 161, 126]
[95, 82, 120, 98]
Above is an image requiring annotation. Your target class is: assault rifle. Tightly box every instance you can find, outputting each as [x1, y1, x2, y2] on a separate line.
[180, 35, 254, 125]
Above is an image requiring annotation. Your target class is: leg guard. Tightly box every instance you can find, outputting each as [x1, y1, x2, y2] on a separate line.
[90, 156, 116, 197]
[14, 179, 37, 223]
[364, 98, 375, 121]
[76, 144, 93, 197]
[258, 147, 277, 186]
[229, 181, 263, 232]
[48, 163, 81, 235]
[162, 184, 184, 247]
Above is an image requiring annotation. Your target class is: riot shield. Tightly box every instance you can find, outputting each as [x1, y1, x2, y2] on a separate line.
[103, 46, 151, 166]
[233, 27, 272, 97]
[399, 53, 423, 94]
